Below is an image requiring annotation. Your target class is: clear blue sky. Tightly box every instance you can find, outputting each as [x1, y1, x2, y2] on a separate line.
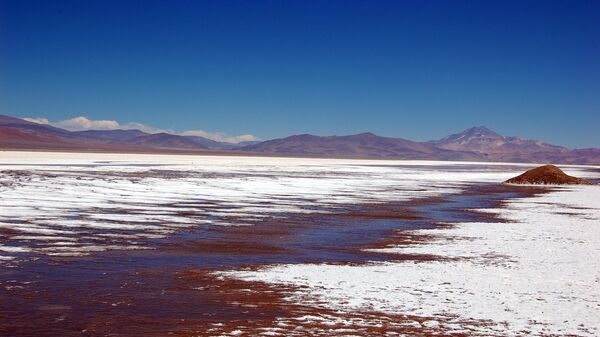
[1, 0, 598, 147]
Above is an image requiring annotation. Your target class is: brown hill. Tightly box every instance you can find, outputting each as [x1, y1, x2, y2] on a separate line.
[126, 133, 209, 150]
[73, 129, 149, 142]
[505, 165, 593, 185]
[429, 126, 566, 154]
[0, 116, 140, 151]
[429, 126, 600, 165]
[240, 133, 485, 161]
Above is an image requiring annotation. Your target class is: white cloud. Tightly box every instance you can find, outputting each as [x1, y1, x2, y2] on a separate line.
[182, 130, 258, 144]
[54, 116, 121, 131]
[24, 115, 258, 144]
[23, 117, 50, 125]
[120, 122, 169, 134]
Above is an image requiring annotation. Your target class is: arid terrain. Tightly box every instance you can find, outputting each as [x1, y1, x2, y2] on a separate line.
[2, 115, 600, 164]
[1, 151, 599, 336]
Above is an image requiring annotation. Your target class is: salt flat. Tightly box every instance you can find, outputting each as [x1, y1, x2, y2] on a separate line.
[0, 151, 533, 261]
[226, 176, 600, 336]
[1, 151, 599, 337]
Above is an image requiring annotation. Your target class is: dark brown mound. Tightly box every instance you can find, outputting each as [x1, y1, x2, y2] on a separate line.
[505, 164, 593, 185]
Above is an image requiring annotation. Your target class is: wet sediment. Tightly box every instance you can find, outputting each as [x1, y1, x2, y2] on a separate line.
[0, 183, 548, 336]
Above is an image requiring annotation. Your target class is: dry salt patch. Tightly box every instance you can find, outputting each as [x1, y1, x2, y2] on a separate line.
[225, 185, 600, 337]
[1, 152, 533, 262]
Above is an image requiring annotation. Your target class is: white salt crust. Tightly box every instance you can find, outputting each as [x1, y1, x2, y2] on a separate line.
[226, 185, 600, 336]
[2, 152, 600, 336]
[4, 151, 569, 259]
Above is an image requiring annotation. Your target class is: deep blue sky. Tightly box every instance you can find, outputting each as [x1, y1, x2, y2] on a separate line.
[1, 0, 599, 147]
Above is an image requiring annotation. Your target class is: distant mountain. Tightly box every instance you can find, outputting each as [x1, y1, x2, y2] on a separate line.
[0, 115, 227, 152]
[0, 127, 69, 148]
[429, 126, 502, 151]
[1, 114, 599, 164]
[183, 136, 239, 150]
[0, 115, 75, 138]
[0, 115, 127, 150]
[240, 132, 485, 161]
[74, 129, 238, 150]
[0, 115, 199, 152]
[73, 129, 149, 142]
[429, 126, 566, 154]
[236, 140, 260, 147]
[429, 126, 599, 164]
[126, 133, 209, 150]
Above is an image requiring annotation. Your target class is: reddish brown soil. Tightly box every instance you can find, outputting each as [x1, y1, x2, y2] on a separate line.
[0, 267, 498, 337]
[505, 164, 593, 185]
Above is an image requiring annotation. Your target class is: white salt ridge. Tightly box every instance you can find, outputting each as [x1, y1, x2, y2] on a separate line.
[0, 245, 32, 253]
[227, 185, 600, 336]
[11, 235, 78, 241]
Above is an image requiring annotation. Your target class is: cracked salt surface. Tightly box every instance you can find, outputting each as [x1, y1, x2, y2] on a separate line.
[1, 151, 530, 260]
[227, 183, 600, 336]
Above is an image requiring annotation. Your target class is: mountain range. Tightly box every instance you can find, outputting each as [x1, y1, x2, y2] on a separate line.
[239, 133, 484, 161]
[1, 114, 599, 165]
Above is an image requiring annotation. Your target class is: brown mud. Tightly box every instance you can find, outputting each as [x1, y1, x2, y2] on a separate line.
[505, 164, 594, 185]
